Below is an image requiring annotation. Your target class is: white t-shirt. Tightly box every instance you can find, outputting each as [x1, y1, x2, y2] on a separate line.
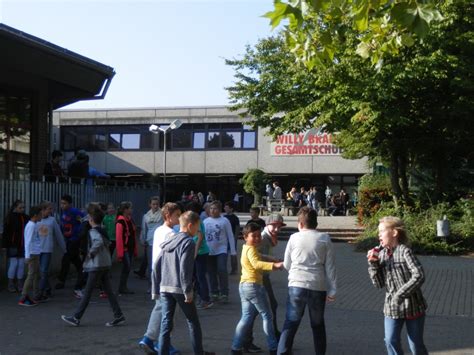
[203, 216, 236, 256]
[152, 224, 175, 266]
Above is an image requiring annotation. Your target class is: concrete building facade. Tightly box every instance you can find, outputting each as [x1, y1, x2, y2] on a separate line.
[54, 106, 369, 204]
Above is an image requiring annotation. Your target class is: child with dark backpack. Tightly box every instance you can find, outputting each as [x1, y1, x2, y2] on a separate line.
[2, 200, 29, 293]
[61, 204, 125, 327]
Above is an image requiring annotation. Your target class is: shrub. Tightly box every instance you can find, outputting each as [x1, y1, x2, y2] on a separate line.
[357, 174, 392, 224]
[355, 199, 474, 255]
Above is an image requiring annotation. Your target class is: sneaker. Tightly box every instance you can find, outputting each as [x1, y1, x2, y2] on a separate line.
[197, 301, 214, 310]
[134, 270, 147, 280]
[219, 294, 229, 303]
[18, 297, 38, 307]
[210, 293, 220, 302]
[7, 281, 17, 293]
[118, 289, 135, 295]
[73, 289, 83, 299]
[138, 336, 157, 354]
[99, 291, 108, 299]
[55, 282, 65, 290]
[61, 315, 80, 326]
[105, 315, 126, 327]
[154, 343, 180, 355]
[34, 295, 50, 303]
[243, 343, 262, 353]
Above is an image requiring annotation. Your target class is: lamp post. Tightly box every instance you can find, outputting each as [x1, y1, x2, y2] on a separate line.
[149, 119, 182, 202]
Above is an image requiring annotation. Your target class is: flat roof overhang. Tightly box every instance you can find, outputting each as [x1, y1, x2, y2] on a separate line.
[0, 23, 115, 109]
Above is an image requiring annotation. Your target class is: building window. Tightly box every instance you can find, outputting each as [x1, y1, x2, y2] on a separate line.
[172, 130, 192, 149]
[61, 122, 257, 152]
[121, 134, 140, 149]
[207, 131, 220, 149]
[243, 131, 256, 148]
[193, 132, 205, 149]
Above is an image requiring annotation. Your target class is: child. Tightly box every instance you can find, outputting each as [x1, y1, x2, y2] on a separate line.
[230, 222, 283, 355]
[224, 201, 240, 275]
[244, 213, 286, 352]
[186, 201, 212, 309]
[37, 201, 66, 301]
[136, 196, 163, 281]
[278, 207, 336, 355]
[245, 207, 266, 230]
[203, 201, 236, 303]
[61, 204, 125, 327]
[18, 205, 42, 306]
[367, 216, 428, 355]
[139, 202, 181, 355]
[2, 200, 29, 293]
[102, 202, 116, 257]
[56, 194, 85, 297]
[157, 211, 214, 355]
[116, 201, 137, 294]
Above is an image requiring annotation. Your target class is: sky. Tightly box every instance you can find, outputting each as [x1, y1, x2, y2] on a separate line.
[0, 0, 275, 109]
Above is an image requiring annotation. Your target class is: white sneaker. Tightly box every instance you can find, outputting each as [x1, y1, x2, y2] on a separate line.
[73, 289, 83, 299]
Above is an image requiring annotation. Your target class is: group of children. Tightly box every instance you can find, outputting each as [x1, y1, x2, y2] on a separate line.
[2, 193, 428, 355]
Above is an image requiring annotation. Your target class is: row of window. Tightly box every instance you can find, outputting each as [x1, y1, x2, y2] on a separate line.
[61, 123, 257, 151]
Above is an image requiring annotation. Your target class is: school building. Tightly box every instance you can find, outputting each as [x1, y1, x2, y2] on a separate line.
[53, 106, 370, 205]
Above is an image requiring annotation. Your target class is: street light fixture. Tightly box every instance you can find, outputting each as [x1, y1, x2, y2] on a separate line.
[149, 119, 182, 202]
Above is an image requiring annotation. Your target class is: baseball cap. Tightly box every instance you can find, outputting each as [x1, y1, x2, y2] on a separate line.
[267, 213, 286, 226]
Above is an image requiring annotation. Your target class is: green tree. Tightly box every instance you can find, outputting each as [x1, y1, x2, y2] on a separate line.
[228, 1, 474, 204]
[239, 169, 270, 206]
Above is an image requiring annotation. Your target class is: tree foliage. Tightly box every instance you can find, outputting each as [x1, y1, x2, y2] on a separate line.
[239, 169, 270, 206]
[227, 1, 474, 204]
[264, 0, 446, 69]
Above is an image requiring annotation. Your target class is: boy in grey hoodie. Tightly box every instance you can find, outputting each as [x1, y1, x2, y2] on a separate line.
[61, 204, 125, 327]
[156, 211, 214, 355]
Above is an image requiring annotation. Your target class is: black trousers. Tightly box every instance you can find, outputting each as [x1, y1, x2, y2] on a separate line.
[58, 241, 84, 290]
[74, 269, 122, 320]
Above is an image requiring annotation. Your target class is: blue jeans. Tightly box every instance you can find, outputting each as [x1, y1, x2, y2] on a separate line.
[232, 283, 278, 351]
[384, 315, 428, 355]
[145, 299, 162, 341]
[207, 253, 228, 296]
[159, 292, 203, 355]
[278, 287, 327, 355]
[39, 252, 52, 294]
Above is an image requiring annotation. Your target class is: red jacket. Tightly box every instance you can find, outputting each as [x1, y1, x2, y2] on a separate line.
[115, 215, 137, 260]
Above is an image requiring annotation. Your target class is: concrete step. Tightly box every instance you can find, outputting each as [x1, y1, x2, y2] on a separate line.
[276, 227, 364, 242]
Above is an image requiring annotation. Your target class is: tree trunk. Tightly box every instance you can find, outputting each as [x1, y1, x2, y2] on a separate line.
[252, 193, 261, 207]
[390, 151, 402, 207]
[433, 148, 447, 202]
[399, 152, 413, 207]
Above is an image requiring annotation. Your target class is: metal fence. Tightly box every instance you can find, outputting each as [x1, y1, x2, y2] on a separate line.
[0, 177, 161, 232]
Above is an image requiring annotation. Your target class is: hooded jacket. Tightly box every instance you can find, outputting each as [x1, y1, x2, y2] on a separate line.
[82, 227, 112, 272]
[151, 232, 195, 300]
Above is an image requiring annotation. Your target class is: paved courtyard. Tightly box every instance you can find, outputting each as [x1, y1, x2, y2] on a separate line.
[0, 237, 472, 355]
